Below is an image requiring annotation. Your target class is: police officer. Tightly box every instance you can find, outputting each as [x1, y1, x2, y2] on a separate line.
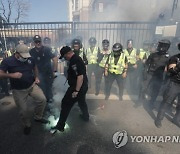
[104, 43, 128, 100]
[52, 46, 89, 132]
[86, 37, 101, 89]
[71, 38, 88, 65]
[43, 37, 58, 57]
[135, 41, 151, 107]
[124, 39, 138, 94]
[29, 35, 58, 104]
[155, 42, 180, 128]
[95, 39, 111, 95]
[141, 39, 170, 109]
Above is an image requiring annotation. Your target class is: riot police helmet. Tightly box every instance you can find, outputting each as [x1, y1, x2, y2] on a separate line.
[89, 37, 97, 46]
[71, 38, 81, 50]
[112, 43, 123, 53]
[102, 39, 109, 49]
[127, 39, 133, 48]
[157, 39, 171, 53]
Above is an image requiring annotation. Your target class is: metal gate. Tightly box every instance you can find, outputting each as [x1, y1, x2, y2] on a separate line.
[1, 21, 156, 49]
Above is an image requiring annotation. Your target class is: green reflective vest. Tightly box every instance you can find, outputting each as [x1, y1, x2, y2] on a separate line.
[139, 49, 150, 60]
[108, 53, 126, 74]
[6, 50, 12, 57]
[79, 48, 85, 60]
[124, 48, 137, 64]
[99, 50, 111, 68]
[87, 47, 98, 64]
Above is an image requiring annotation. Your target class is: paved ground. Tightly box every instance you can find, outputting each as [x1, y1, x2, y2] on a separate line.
[0, 91, 179, 154]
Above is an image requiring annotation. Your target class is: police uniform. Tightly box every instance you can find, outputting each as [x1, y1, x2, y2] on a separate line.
[54, 47, 89, 131]
[86, 46, 101, 88]
[124, 47, 138, 93]
[73, 48, 88, 65]
[29, 46, 55, 103]
[141, 50, 169, 108]
[155, 54, 180, 128]
[105, 51, 128, 100]
[95, 49, 111, 95]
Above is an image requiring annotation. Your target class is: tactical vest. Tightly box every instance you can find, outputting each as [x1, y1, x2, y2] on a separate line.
[99, 54, 109, 68]
[87, 47, 98, 64]
[124, 48, 137, 64]
[108, 53, 126, 74]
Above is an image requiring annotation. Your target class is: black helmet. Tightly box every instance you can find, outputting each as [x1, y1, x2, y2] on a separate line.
[112, 43, 123, 52]
[43, 37, 51, 44]
[102, 39, 109, 48]
[157, 39, 171, 53]
[127, 39, 133, 45]
[89, 37, 97, 46]
[72, 38, 81, 46]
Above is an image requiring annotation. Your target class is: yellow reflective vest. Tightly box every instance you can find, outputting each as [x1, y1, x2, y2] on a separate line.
[108, 53, 126, 74]
[99, 50, 111, 68]
[86, 47, 98, 64]
[6, 50, 12, 57]
[139, 48, 150, 60]
[124, 48, 137, 64]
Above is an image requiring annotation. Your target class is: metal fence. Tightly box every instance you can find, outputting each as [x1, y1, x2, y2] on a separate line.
[0, 21, 156, 49]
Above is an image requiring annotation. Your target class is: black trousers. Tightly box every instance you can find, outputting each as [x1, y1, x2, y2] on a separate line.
[157, 81, 180, 122]
[57, 85, 89, 127]
[39, 73, 53, 102]
[126, 67, 138, 94]
[87, 64, 98, 88]
[95, 66, 107, 94]
[140, 73, 162, 104]
[105, 72, 124, 99]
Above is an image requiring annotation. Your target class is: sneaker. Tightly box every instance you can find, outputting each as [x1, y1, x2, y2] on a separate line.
[79, 114, 89, 122]
[34, 118, 49, 124]
[154, 119, 162, 128]
[23, 126, 31, 135]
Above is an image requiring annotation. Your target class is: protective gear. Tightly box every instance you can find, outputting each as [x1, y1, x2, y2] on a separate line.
[86, 47, 98, 64]
[127, 39, 133, 46]
[89, 37, 97, 47]
[113, 43, 123, 57]
[108, 53, 126, 74]
[112, 43, 123, 52]
[157, 39, 171, 53]
[102, 39, 109, 49]
[72, 38, 81, 47]
[43, 37, 51, 45]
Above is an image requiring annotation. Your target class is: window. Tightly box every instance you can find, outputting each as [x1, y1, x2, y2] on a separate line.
[98, 3, 103, 12]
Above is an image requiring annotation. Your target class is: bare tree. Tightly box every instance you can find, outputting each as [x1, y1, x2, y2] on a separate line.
[0, 0, 30, 23]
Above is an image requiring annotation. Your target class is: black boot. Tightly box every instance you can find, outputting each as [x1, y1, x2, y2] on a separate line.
[154, 119, 162, 128]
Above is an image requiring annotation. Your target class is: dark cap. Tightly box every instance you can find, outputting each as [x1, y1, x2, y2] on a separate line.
[33, 35, 41, 42]
[59, 46, 71, 59]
